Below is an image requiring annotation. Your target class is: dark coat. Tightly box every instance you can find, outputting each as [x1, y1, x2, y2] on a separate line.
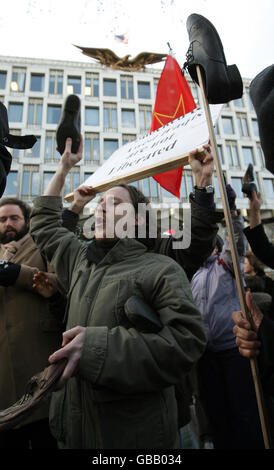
[30, 195, 207, 449]
[0, 233, 62, 426]
[244, 224, 274, 269]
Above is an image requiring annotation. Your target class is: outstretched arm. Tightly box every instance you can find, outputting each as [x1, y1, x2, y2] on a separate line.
[244, 190, 274, 268]
[30, 137, 95, 292]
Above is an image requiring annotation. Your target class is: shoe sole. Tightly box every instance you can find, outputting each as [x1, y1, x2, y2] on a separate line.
[56, 95, 81, 154]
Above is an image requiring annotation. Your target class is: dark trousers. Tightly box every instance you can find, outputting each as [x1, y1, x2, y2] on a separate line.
[198, 347, 265, 449]
[0, 418, 57, 449]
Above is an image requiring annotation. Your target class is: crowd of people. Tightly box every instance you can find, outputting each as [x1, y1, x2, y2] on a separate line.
[0, 66, 274, 450]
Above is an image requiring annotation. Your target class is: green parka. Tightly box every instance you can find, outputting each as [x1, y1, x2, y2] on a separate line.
[30, 196, 207, 449]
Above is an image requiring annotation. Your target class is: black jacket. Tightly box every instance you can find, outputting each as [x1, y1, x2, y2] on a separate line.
[244, 224, 274, 269]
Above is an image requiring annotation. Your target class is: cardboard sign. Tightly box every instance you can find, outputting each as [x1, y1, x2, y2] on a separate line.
[65, 104, 223, 201]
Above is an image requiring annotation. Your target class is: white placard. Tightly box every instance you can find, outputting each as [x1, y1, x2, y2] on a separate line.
[66, 104, 223, 200]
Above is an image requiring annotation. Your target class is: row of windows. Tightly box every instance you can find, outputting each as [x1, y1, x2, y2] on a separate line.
[3, 170, 166, 199]
[10, 134, 137, 161]
[5, 165, 274, 202]
[0, 69, 157, 100]
[217, 142, 265, 168]
[5, 101, 152, 130]
[3, 167, 200, 199]
[217, 114, 259, 138]
[9, 130, 266, 173]
[230, 177, 274, 200]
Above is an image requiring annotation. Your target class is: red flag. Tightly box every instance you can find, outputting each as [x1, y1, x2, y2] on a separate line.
[151, 55, 196, 198]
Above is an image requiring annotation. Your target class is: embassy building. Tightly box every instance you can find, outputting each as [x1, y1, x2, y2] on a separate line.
[0, 54, 273, 246]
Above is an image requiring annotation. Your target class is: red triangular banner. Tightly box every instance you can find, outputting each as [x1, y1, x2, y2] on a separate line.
[151, 55, 196, 198]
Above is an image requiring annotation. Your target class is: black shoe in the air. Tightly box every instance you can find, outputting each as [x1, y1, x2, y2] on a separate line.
[56, 95, 81, 155]
[184, 13, 243, 104]
[242, 163, 257, 199]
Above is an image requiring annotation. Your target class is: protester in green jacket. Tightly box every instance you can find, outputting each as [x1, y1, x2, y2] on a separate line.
[30, 137, 209, 449]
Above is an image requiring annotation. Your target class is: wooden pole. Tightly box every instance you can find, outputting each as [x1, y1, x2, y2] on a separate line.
[196, 64, 270, 449]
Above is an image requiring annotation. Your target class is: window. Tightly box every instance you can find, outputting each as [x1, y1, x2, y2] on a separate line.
[226, 142, 239, 166]
[122, 134, 136, 146]
[234, 97, 244, 108]
[214, 122, 220, 135]
[84, 134, 100, 162]
[84, 172, 93, 181]
[67, 76, 81, 94]
[103, 79, 116, 96]
[103, 103, 117, 130]
[63, 170, 80, 196]
[104, 139, 118, 159]
[129, 180, 139, 189]
[180, 171, 194, 199]
[161, 187, 177, 199]
[231, 177, 243, 198]
[28, 99, 43, 125]
[257, 145, 265, 167]
[138, 81, 151, 99]
[139, 105, 152, 131]
[85, 107, 99, 126]
[252, 119, 259, 137]
[121, 109, 135, 128]
[263, 179, 274, 198]
[190, 83, 199, 105]
[0, 71, 7, 89]
[237, 114, 249, 137]
[4, 171, 18, 195]
[85, 73, 99, 97]
[45, 132, 60, 161]
[30, 74, 45, 92]
[214, 175, 221, 198]
[121, 76, 133, 100]
[8, 103, 23, 122]
[154, 79, 159, 98]
[10, 68, 26, 92]
[43, 172, 55, 192]
[242, 147, 254, 166]
[217, 145, 224, 164]
[142, 177, 159, 198]
[222, 117, 234, 135]
[47, 104, 61, 124]
[245, 90, 254, 110]
[25, 137, 41, 158]
[22, 167, 40, 196]
[49, 71, 63, 94]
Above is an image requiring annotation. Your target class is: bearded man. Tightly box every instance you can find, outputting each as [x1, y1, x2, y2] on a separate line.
[0, 197, 62, 449]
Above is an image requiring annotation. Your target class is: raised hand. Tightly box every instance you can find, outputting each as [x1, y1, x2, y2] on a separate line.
[189, 143, 214, 187]
[69, 185, 97, 214]
[59, 135, 83, 173]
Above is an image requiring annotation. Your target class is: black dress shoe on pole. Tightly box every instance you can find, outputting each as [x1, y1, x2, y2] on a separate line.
[250, 65, 274, 175]
[0, 102, 37, 149]
[184, 13, 243, 104]
[56, 94, 81, 155]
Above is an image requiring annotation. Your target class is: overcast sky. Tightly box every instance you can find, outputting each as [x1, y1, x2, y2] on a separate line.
[0, 0, 273, 79]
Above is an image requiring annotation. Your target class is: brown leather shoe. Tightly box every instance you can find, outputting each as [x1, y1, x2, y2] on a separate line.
[0, 360, 67, 431]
